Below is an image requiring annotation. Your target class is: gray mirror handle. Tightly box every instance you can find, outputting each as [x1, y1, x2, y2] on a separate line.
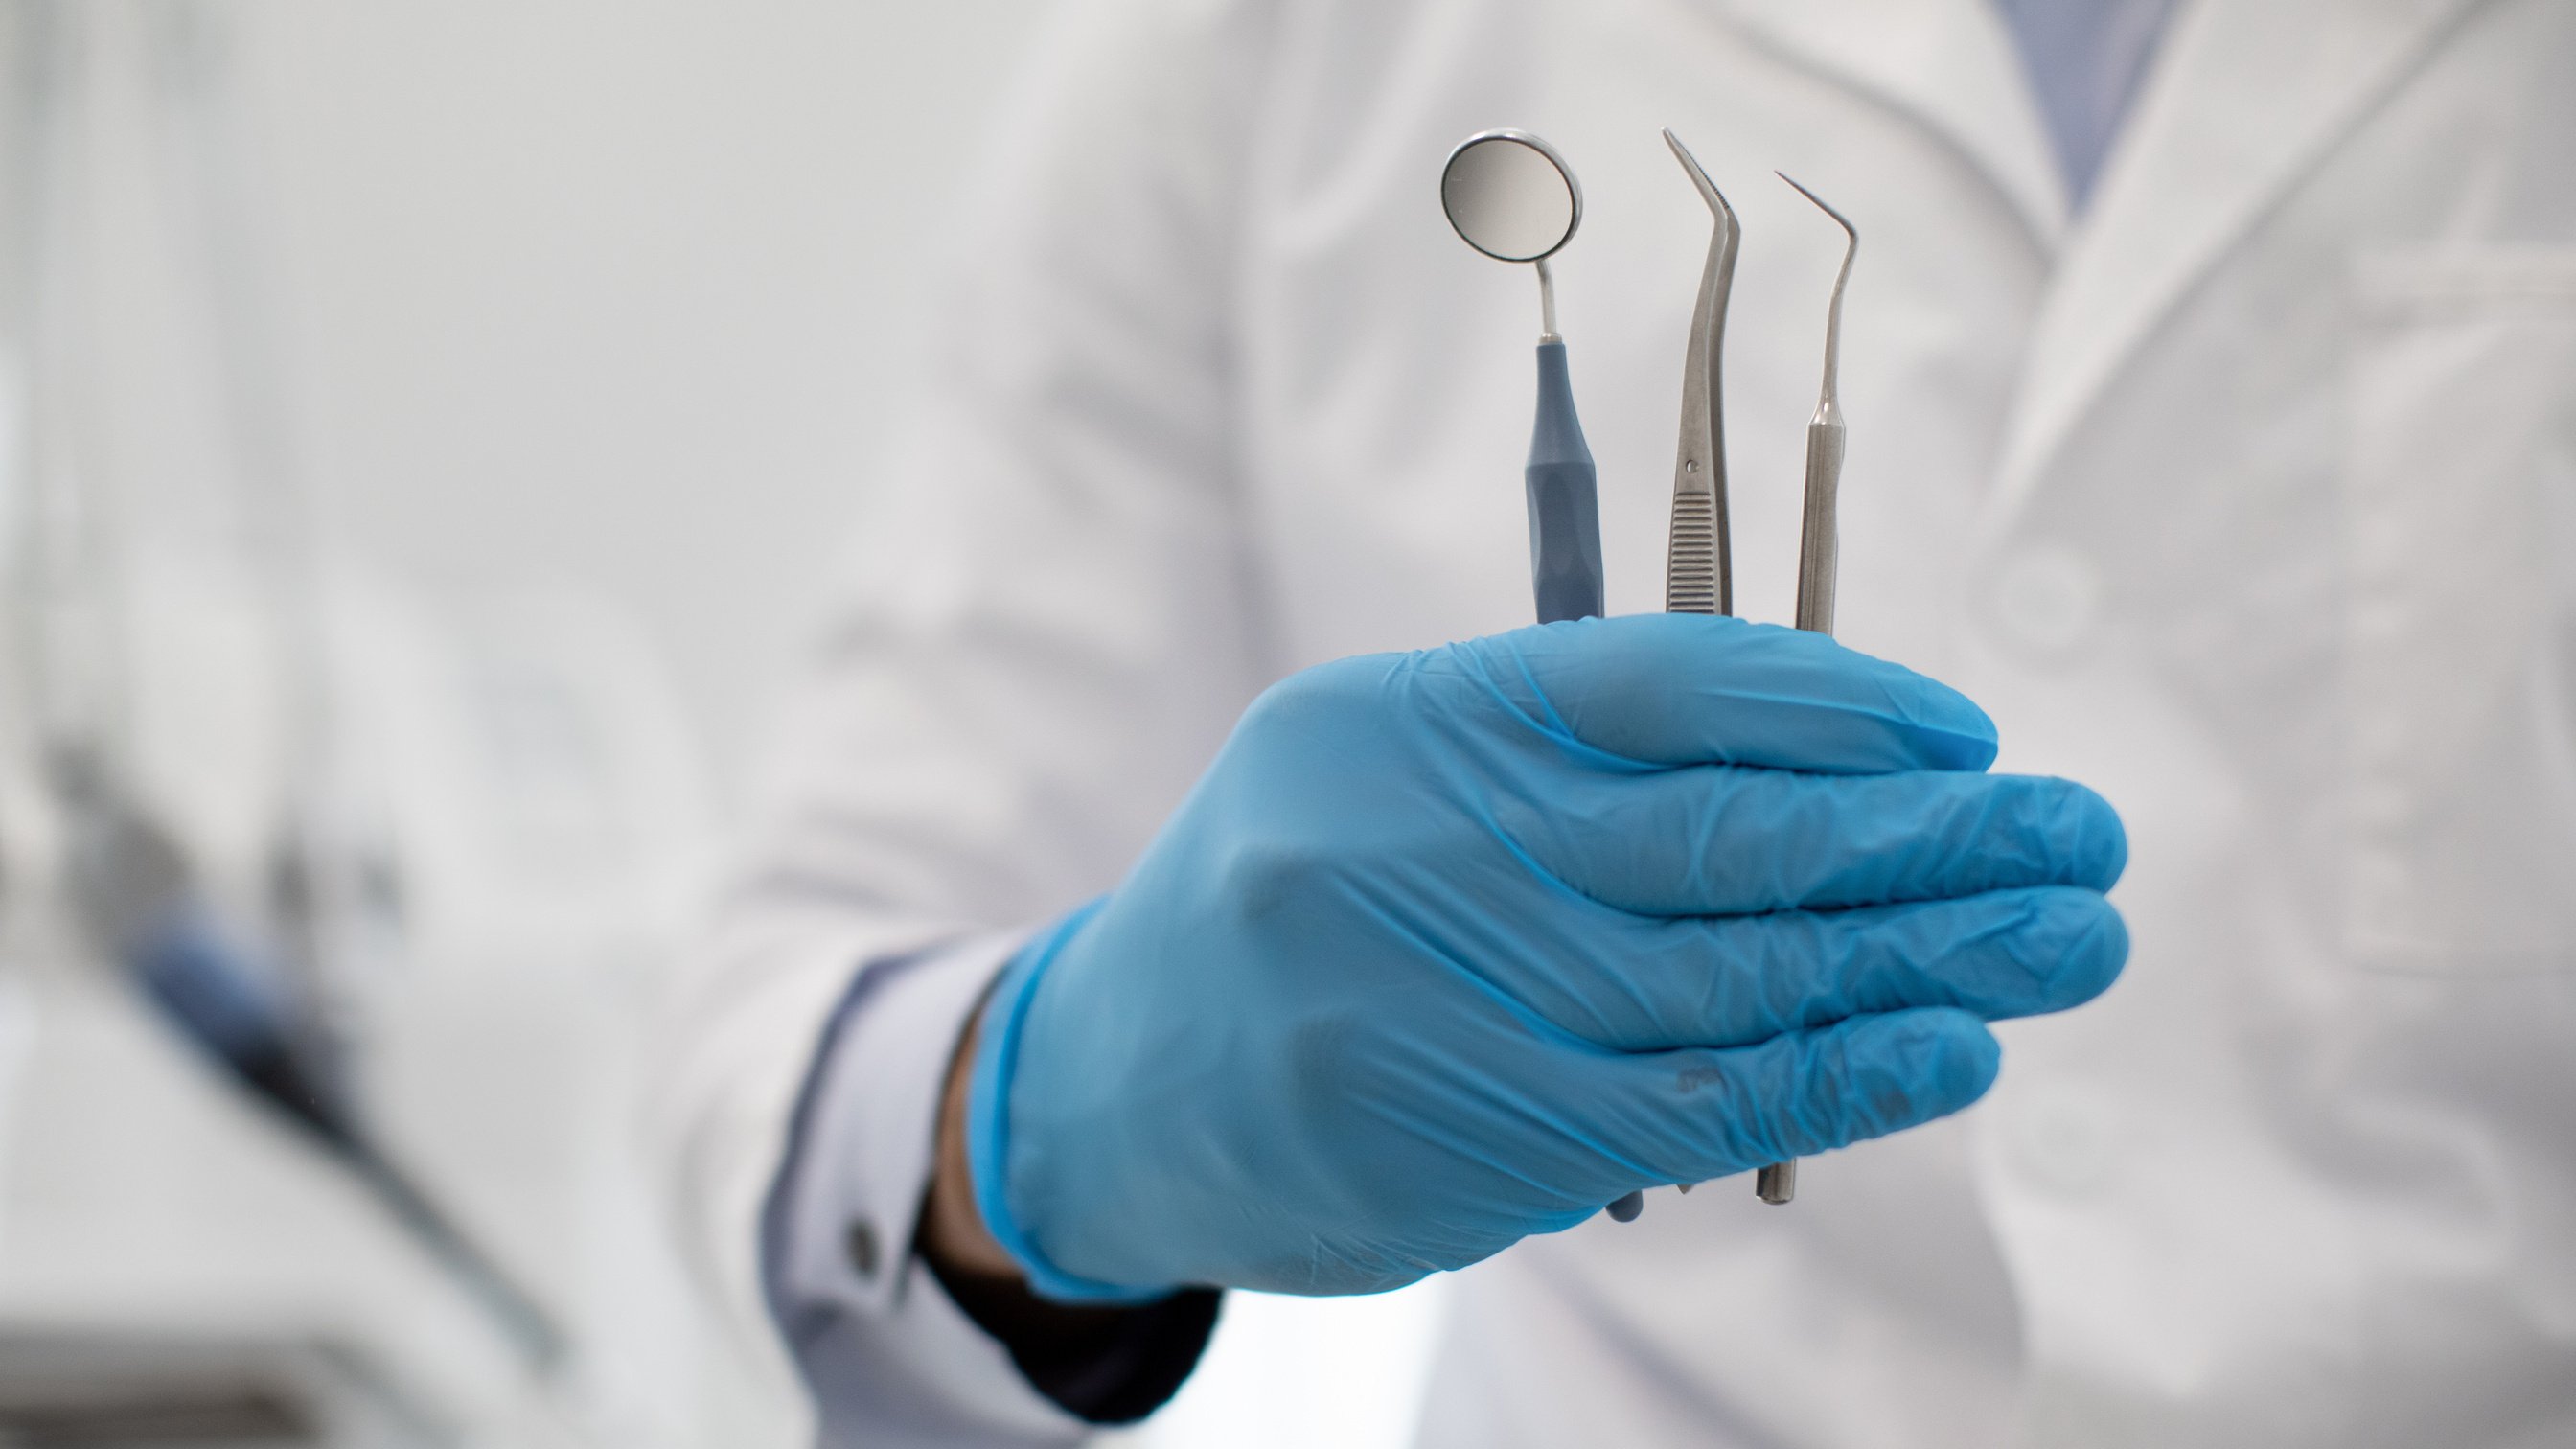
[1527, 339, 1628, 1224]
[1526, 340, 1603, 625]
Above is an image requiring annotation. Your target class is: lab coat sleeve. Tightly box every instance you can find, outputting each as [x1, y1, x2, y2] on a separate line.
[762, 933, 1093, 1446]
[651, 0, 1284, 1438]
[767, 932, 1224, 1439]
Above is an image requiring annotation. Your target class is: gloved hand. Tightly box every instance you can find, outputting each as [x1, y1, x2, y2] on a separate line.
[967, 614, 2127, 1301]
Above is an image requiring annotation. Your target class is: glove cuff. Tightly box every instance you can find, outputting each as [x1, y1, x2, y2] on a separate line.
[965, 896, 1171, 1304]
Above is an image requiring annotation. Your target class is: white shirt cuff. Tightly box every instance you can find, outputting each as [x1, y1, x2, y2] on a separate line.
[766, 931, 1080, 1444]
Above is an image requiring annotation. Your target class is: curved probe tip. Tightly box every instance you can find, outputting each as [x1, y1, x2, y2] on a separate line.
[1776, 171, 1859, 258]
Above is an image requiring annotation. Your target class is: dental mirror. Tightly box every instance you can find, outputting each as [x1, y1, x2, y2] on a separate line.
[1442, 129, 1583, 265]
[1443, 130, 1584, 343]
[1439, 126, 1603, 642]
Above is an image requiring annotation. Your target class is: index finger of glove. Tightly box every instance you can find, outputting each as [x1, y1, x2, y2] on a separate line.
[1425, 613, 1996, 775]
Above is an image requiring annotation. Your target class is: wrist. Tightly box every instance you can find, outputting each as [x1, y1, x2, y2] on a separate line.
[914, 925, 1224, 1427]
[960, 901, 1176, 1303]
[920, 1000, 1023, 1281]
[917, 973, 1224, 1427]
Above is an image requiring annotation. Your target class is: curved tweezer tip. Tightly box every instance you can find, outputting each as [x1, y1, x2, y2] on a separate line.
[1662, 127, 1736, 227]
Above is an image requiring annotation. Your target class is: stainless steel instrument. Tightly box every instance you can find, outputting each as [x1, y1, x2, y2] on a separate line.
[1661, 129, 1739, 618]
[1782, 172, 1857, 640]
[1455, 127, 1864, 1222]
[1440, 129, 1606, 627]
[1656, 136, 1861, 1211]
[1753, 172, 1859, 1208]
[1611, 128, 1744, 1227]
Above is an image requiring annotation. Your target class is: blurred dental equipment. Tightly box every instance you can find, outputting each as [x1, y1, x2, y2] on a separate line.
[9, 0, 574, 1397]
[1440, 130, 1603, 627]
[49, 744, 567, 1375]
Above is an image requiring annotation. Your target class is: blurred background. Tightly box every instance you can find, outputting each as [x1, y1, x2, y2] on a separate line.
[0, 2, 1441, 1444]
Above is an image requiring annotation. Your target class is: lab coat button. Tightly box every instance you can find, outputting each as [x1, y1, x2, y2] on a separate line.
[846, 1219, 882, 1279]
[1990, 543, 2104, 657]
[2011, 1092, 2116, 1196]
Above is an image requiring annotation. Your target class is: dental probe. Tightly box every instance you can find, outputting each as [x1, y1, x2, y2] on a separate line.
[1782, 172, 1856, 640]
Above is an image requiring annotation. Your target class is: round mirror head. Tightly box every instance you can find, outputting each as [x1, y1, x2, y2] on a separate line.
[1441, 130, 1581, 264]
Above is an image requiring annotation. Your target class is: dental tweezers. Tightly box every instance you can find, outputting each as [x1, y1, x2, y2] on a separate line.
[1661, 130, 1738, 617]
[1605, 130, 1745, 1227]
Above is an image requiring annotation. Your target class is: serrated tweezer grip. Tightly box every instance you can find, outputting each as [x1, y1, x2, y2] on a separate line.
[1665, 490, 1721, 614]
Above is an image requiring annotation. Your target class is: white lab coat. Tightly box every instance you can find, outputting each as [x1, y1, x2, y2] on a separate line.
[658, 0, 2576, 1443]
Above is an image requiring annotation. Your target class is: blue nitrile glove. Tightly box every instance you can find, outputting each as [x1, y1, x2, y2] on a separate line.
[968, 614, 2127, 1302]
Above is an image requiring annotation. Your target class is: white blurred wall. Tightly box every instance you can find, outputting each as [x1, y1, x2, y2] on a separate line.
[230, 0, 1045, 795]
